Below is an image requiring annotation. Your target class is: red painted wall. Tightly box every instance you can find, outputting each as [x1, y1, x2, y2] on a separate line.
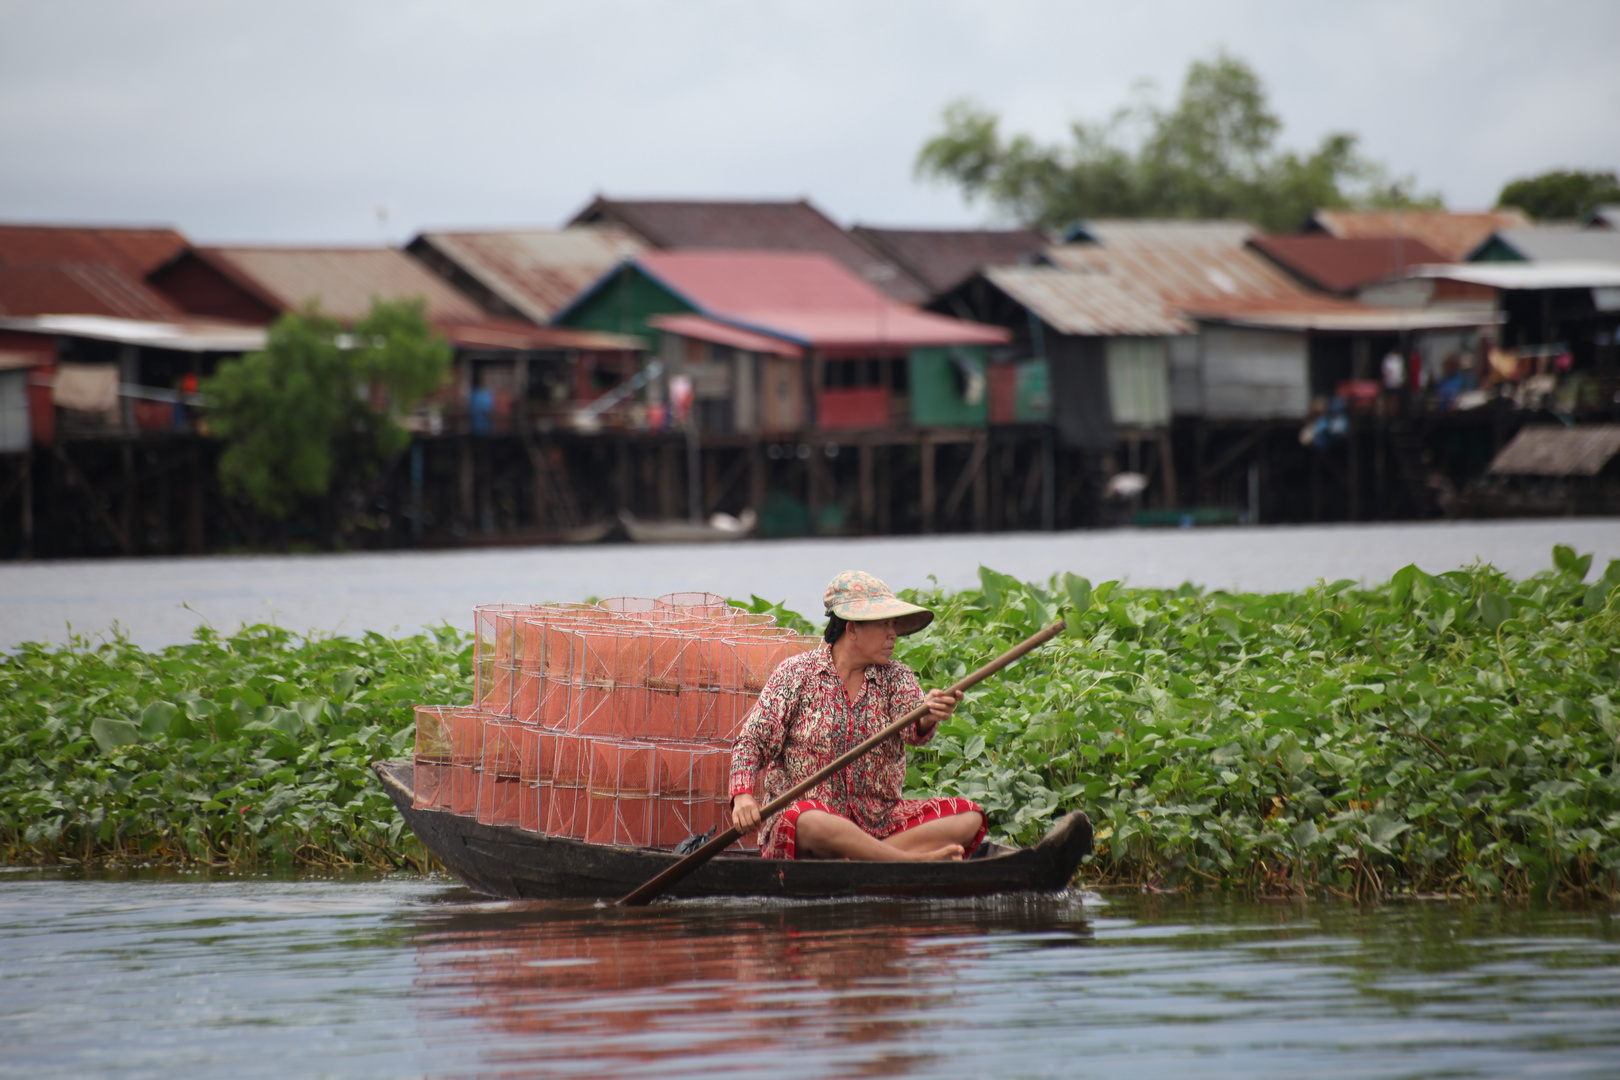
[0, 329, 56, 446]
[815, 386, 890, 430]
[148, 253, 280, 324]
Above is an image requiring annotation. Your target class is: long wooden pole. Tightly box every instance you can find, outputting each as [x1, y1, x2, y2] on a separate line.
[618, 618, 1067, 906]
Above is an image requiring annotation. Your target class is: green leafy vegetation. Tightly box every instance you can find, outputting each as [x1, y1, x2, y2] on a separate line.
[1497, 168, 1620, 221]
[895, 549, 1620, 901]
[728, 594, 821, 636]
[0, 624, 470, 869]
[916, 52, 1438, 232]
[5, 547, 1617, 902]
[202, 297, 450, 527]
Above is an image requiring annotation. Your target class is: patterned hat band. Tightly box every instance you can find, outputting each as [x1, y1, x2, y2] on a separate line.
[822, 571, 934, 636]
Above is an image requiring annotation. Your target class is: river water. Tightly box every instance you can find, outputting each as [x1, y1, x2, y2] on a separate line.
[4, 518, 1619, 649]
[2, 870, 1617, 1079]
[6, 525, 1620, 1077]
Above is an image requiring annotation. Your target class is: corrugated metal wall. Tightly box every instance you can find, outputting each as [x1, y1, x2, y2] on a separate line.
[0, 370, 29, 452]
[1167, 335, 1203, 416]
[1200, 327, 1310, 419]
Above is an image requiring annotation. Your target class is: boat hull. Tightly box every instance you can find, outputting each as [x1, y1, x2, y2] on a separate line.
[372, 760, 1092, 901]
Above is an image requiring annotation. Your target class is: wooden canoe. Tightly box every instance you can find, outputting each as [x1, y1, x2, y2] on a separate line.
[372, 760, 1093, 901]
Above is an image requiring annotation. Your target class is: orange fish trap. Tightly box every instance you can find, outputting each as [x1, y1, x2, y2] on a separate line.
[414, 592, 819, 850]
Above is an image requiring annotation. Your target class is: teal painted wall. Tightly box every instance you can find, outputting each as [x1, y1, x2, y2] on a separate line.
[555, 265, 698, 342]
[1014, 358, 1050, 422]
[908, 345, 989, 427]
[1467, 237, 1524, 263]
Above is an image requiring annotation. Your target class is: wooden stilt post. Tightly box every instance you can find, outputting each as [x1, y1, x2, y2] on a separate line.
[528, 442, 549, 530]
[1158, 426, 1177, 509]
[704, 446, 719, 515]
[157, 447, 171, 553]
[972, 430, 988, 532]
[987, 435, 1003, 531]
[1194, 421, 1207, 503]
[458, 437, 474, 530]
[659, 440, 679, 519]
[1348, 418, 1361, 521]
[1374, 413, 1387, 518]
[858, 440, 874, 534]
[919, 434, 935, 534]
[21, 448, 33, 558]
[1311, 448, 1323, 523]
[875, 442, 891, 536]
[52, 445, 129, 554]
[749, 439, 767, 515]
[1041, 424, 1055, 530]
[617, 439, 634, 516]
[120, 441, 136, 555]
[186, 441, 203, 554]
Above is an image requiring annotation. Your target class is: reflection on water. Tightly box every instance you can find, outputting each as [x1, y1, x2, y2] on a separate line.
[410, 895, 1090, 1078]
[1, 870, 1617, 1079]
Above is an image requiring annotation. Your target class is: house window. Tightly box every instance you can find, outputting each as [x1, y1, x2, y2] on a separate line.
[822, 358, 892, 388]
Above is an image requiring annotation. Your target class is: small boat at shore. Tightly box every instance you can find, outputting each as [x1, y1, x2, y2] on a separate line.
[618, 508, 756, 544]
[372, 760, 1093, 901]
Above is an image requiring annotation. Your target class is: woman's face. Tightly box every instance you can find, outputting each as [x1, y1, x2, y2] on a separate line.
[843, 617, 899, 666]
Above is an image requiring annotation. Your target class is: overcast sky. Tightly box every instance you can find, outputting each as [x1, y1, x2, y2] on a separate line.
[1, 0, 1616, 245]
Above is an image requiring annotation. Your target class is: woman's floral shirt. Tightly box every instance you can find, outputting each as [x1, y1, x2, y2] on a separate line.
[729, 643, 933, 838]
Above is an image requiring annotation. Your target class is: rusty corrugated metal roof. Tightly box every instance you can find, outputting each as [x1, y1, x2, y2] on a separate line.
[1182, 295, 1500, 332]
[569, 197, 926, 303]
[409, 226, 643, 323]
[997, 220, 1310, 335]
[200, 246, 488, 324]
[849, 226, 1048, 297]
[986, 265, 1188, 336]
[1308, 210, 1531, 262]
[1489, 425, 1620, 476]
[0, 224, 189, 277]
[1248, 235, 1449, 294]
[1065, 219, 1258, 251]
[0, 262, 181, 320]
[438, 320, 643, 353]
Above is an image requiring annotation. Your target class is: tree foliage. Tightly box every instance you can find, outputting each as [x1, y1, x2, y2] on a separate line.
[1497, 169, 1620, 221]
[202, 298, 450, 522]
[916, 53, 1439, 233]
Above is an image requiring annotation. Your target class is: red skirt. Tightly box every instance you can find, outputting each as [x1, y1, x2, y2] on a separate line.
[761, 797, 986, 860]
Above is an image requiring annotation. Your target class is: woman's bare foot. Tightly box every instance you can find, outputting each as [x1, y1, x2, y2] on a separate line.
[903, 843, 965, 862]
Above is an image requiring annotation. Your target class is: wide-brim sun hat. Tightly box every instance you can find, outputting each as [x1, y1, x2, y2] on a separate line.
[823, 571, 934, 636]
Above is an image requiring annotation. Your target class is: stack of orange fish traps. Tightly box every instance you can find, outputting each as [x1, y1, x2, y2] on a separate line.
[411, 592, 820, 850]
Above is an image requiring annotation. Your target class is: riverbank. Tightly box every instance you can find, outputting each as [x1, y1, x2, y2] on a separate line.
[2, 546, 1616, 901]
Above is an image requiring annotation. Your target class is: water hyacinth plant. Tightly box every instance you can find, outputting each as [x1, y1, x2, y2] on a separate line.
[896, 546, 1620, 902]
[1, 547, 1616, 901]
[0, 624, 471, 869]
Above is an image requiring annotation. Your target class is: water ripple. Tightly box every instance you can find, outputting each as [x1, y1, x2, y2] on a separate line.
[0, 874, 1616, 1079]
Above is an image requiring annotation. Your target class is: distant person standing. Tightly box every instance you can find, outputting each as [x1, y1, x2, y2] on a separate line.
[1381, 350, 1405, 413]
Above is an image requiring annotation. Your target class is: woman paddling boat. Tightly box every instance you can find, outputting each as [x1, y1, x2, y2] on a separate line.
[373, 578, 1091, 900]
[729, 571, 988, 863]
